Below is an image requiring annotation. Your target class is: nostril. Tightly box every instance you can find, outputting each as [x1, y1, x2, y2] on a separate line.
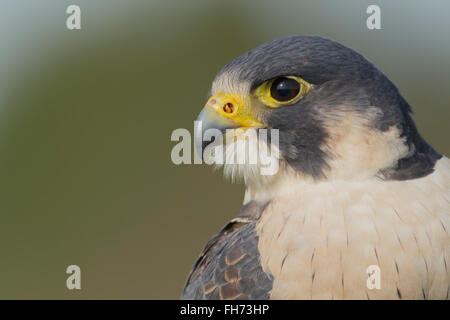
[223, 102, 234, 113]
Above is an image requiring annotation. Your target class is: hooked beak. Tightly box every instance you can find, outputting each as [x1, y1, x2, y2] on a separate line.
[194, 92, 264, 158]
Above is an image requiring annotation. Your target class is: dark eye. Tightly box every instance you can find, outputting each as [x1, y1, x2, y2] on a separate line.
[270, 77, 301, 102]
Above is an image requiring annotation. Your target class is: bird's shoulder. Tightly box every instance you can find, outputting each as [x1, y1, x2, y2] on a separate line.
[181, 202, 273, 300]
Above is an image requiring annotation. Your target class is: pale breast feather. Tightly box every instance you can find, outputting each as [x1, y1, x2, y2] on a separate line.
[255, 156, 450, 299]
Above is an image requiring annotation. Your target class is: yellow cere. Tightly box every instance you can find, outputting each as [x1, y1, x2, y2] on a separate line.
[254, 75, 311, 108]
[207, 92, 264, 127]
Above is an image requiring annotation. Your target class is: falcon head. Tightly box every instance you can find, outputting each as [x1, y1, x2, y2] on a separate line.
[195, 36, 440, 192]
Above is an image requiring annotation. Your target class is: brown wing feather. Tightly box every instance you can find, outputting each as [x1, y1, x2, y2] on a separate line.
[181, 218, 273, 300]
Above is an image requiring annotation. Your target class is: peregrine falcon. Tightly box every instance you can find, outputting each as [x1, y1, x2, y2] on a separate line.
[182, 36, 450, 300]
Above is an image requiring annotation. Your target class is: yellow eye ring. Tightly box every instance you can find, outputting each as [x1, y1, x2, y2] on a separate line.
[254, 75, 311, 108]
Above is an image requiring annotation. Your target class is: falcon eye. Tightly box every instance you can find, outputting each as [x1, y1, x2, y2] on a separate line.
[254, 75, 311, 108]
[270, 77, 301, 102]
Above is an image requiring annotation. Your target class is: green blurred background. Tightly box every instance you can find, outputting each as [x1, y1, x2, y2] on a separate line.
[0, 0, 448, 299]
